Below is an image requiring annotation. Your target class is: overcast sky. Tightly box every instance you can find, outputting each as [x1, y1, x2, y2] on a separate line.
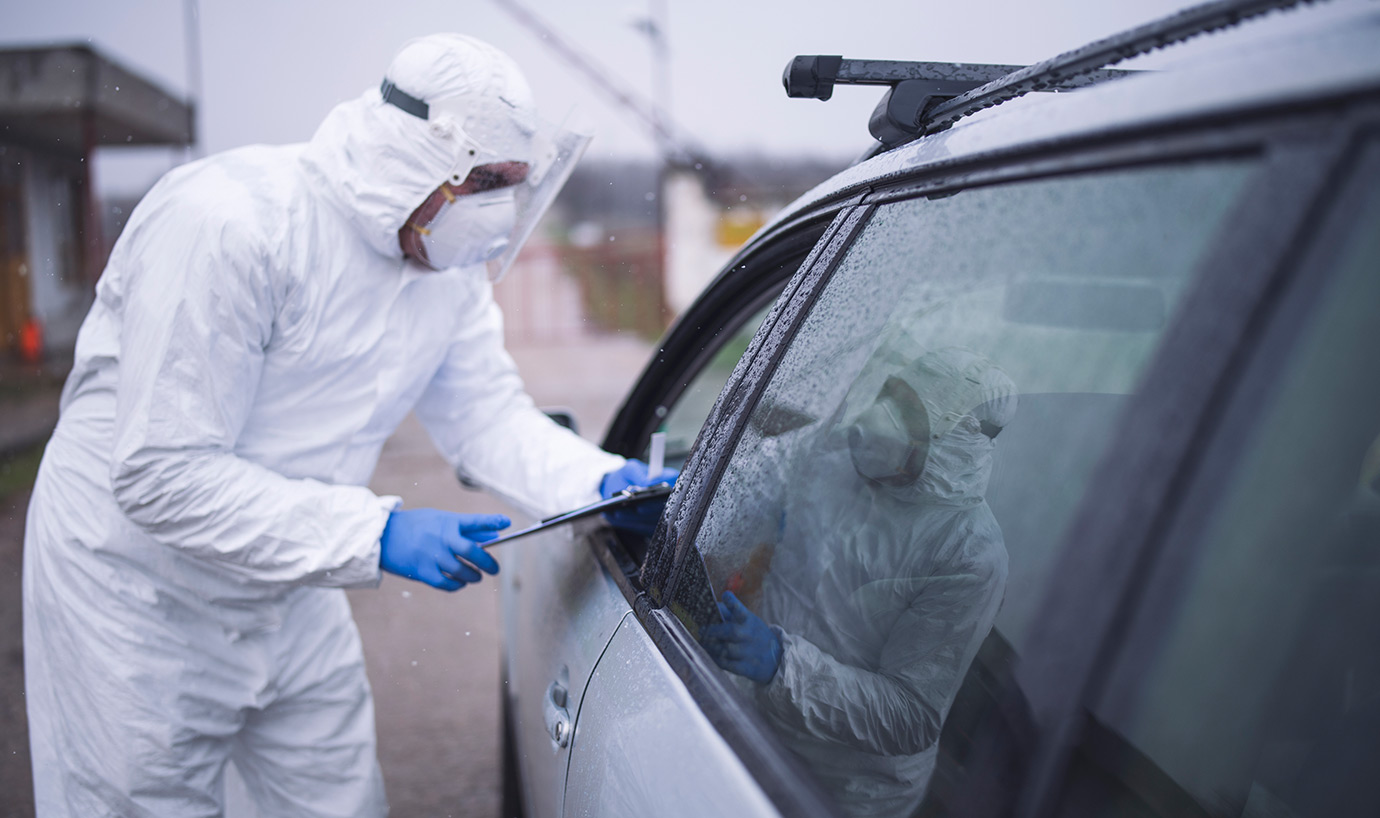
[2, 0, 1310, 194]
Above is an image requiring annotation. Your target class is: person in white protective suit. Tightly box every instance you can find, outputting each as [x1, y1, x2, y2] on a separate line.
[22, 34, 669, 817]
[701, 346, 1018, 818]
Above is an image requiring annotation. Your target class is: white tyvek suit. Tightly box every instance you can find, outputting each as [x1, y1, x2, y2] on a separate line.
[748, 350, 1015, 818]
[23, 35, 623, 817]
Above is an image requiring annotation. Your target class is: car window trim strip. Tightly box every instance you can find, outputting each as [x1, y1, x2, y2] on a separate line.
[653, 200, 875, 605]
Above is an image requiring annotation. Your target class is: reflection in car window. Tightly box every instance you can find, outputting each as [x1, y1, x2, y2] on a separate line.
[1075, 165, 1380, 818]
[651, 303, 775, 470]
[687, 160, 1260, 817]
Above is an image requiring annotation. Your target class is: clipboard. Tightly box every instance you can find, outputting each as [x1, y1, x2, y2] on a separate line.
[481, 483, 674, 549]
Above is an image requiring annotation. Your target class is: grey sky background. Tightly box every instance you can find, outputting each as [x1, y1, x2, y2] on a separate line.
[1, 0, 1318, 195]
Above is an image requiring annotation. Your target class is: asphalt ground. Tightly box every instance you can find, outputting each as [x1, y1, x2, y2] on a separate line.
[0, 332, 653, 817]
[0, 489, 31, 818]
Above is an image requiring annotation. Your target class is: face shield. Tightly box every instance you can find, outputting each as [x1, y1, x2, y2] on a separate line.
[478, 122, 590, 282]
[385, 80, 591, 280]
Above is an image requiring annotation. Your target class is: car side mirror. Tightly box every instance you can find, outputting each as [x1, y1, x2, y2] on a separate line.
[455, 407, 584, 491]
[542, 406, 580, 436]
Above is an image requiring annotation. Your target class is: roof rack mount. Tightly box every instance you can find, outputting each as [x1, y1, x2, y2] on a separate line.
[783, 56, 1130, 146]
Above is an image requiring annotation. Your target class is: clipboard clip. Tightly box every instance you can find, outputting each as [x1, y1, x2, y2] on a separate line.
[482, 482, 673, 549]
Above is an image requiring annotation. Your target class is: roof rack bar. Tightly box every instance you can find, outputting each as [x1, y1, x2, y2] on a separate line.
[783, 58, 1015, 100]
[920, 0, 1324, 134]
[784, 55, 1137, 145]
[834, 60, 1022, 87]
[783, 56, 1133, 102]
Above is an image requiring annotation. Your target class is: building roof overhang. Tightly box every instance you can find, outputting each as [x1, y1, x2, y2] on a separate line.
[0, 43, 193, 155]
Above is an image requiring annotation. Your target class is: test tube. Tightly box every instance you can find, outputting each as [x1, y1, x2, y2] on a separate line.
[648, 431, 666, 478]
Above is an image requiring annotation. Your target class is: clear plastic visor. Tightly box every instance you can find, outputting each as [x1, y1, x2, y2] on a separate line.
[479, 121, 591, 282]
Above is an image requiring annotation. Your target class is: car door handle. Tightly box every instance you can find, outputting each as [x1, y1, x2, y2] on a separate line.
[544, 679, 572, 748]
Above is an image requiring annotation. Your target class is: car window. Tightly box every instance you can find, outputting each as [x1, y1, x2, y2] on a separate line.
[1064, 154, 1380, 818]
[648, 301, 775, 470]
[682, 158, 1262, 818]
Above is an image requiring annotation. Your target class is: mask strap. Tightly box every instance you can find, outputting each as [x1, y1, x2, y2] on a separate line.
[380, 79, 429, 119]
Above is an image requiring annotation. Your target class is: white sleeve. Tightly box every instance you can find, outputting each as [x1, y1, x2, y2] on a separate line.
[109, 200, 393, 589]
[413, 287, 625, 519]
[758, 535, 1007, 756]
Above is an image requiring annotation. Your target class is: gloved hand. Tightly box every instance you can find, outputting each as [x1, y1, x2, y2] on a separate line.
[600, 458, 678, 497]
[700, 590, 783, 685]
[600, 458, 678, 537]
[379, 509, 509, 591]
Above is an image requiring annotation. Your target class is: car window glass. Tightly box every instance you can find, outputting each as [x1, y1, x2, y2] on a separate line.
[684, 159, 1261, 818]
[650, 302, 775, 470]
[1067, 160, 1380, 818]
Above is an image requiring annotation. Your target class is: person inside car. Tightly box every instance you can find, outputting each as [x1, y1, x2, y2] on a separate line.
[701, 345, 1016, 817]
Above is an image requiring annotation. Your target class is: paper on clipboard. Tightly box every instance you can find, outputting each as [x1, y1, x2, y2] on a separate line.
[481, 483, 673, 549]
[648, 431, 666, 478]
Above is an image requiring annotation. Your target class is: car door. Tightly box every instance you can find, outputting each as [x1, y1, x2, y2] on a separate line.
[499, 214, 829, 818]
[610, 113, 1348, 818]
[1021, 131, 1380, 818]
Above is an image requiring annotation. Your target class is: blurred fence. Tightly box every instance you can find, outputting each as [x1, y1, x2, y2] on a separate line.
[495, 229, 669, 346]
[562, 227, 668, 342]
[492, 241, 589, 345]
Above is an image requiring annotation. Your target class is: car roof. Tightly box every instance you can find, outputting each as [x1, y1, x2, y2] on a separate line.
[756, 1, 1380, 240]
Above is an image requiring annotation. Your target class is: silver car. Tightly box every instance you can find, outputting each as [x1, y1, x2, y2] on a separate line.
[500, 2, 1380, 816]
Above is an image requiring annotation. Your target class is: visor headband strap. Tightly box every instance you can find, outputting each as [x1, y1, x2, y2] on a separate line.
[380, 79, 429, 120]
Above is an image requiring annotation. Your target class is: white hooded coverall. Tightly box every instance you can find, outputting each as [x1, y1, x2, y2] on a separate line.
[745, 350, 1015, 818]
[23, 35, 622, 817]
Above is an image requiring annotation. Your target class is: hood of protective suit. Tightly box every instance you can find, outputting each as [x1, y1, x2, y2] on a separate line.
[300, 34, 536, 259]
[897, 418, 997, 505]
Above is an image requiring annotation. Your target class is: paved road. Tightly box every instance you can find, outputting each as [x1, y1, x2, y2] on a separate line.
[0, 490, 31, 817]
[0, 332, 654, 817]
[349, 334, 652, 818]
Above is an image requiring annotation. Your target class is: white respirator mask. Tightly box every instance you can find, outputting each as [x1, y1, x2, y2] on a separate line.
[415, 187, 518, 270]
[846, 376, 932, 487]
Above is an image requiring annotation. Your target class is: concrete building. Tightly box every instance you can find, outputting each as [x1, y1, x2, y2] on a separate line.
[0, 44, 192, 361]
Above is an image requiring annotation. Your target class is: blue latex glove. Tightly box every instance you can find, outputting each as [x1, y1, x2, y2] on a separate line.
[599, 459, 678, 537]
[700, 590, 783, 685]
[379, 509, 509, 592]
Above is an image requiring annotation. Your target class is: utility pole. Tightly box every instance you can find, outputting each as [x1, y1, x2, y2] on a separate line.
[489, 0, 709, 169]
[631, 0, 675, 329]
[650, 0, 671, 145]
[630, 0, 673, 164]
[183, 0, 203, 159]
